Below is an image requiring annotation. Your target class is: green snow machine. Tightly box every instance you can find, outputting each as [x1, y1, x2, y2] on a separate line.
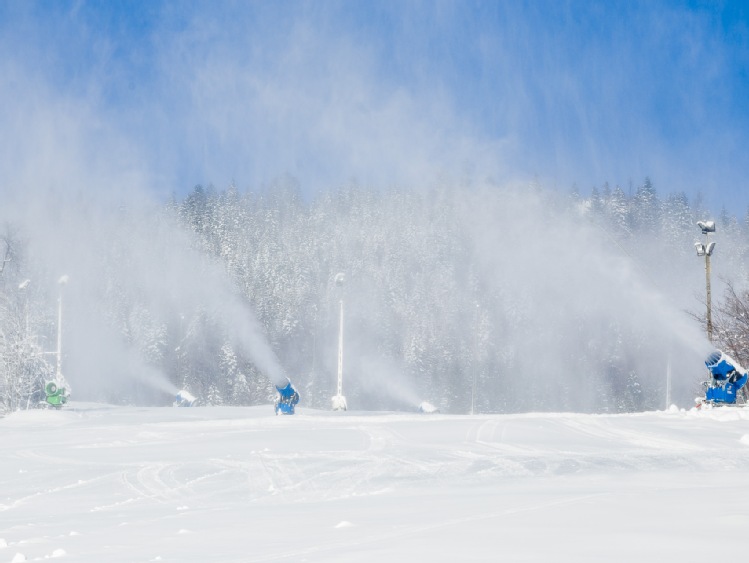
[44, 381, 69, 409]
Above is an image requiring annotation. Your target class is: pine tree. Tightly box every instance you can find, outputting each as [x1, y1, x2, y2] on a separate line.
[632, 177, 659, 233]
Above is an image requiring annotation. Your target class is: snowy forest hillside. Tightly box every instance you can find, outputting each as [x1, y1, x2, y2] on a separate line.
[1, 179, 747, 414]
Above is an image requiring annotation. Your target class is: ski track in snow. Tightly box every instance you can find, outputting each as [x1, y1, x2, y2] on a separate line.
[2, 403, 749, 561]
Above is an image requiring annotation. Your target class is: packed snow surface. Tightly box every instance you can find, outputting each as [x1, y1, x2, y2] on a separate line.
[2, 403, 749, 562]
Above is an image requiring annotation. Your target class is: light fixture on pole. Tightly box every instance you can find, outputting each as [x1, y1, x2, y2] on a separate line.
[332, 272, 347, 411]
[695, 221, 716, 342]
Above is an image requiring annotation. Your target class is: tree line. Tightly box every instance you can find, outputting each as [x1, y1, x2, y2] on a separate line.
[2, 178, 749, 414]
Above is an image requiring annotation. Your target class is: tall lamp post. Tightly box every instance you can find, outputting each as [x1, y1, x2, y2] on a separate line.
[695, 221, 716, 342]
[18, 279, 31, 338]
[56, 275, 69, 380]
[470, 303, 479, 415]
[332, 272, 347, 411]
[19, 279, 31, 409]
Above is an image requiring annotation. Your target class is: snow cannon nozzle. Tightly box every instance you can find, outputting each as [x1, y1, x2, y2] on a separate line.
[705, 350, 722, 369]
[174, 389, 197, 407]
[275, 379, 299, 415]
[704, 349, 745, 380]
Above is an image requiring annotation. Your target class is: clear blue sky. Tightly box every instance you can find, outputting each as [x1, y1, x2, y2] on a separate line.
[1, 0, 748, 212]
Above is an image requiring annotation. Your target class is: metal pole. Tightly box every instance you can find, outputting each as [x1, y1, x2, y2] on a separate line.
[705, 251, 713, 343]
[665, 354, 671, 409]
[331, 272, 347, 411]
[695, 222, 715, 342]
[55, 275, 69, 381]
[337, 299, 344, 399]
[56, 288, 63, 379]
[470, 375, 475, 416]
[471, 303, 479, 415]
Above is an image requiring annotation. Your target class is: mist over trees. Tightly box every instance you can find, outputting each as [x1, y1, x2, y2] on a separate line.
[2, 178, 749, 415]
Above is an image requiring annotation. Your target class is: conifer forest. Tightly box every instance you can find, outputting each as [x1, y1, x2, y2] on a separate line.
[2, 178, 747, 414]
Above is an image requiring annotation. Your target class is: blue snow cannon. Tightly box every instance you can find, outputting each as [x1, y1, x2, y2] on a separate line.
[703, 350, 748, 405]
[275, 379, 299, 415]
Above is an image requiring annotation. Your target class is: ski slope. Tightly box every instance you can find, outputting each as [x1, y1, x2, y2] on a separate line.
[2, 404, 749, 562]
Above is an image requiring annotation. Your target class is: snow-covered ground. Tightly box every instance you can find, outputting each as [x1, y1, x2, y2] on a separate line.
[2, 403, 749, 562]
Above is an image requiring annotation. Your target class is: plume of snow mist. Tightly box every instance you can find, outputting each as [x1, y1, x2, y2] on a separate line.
[221, 292, 288, 389]
[64, 312, 179, 404]
[4, 184, 287, 405]
[456, 183, 710, 410]
[341, 348, 423, 411]
[78, 203, 291, 395]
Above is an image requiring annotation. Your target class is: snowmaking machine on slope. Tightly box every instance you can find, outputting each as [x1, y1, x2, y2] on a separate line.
[698, 350, 749, 407]
[43, 380, 69, 409]
[274, 378, 300, 415]
[172, 377, 299, 414]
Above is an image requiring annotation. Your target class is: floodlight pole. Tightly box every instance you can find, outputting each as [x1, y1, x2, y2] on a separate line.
[695, 222, 715, 343]
[665, 354, 672, 409]
[332, 272, 347, 411]
[471, 303, 479, 415]
[705, 249, 713, 342]
[19, 279, 32, 409]
[337, 299, 344, 398]
[19, 279, 30, 339]
[56, 275, 69, 380]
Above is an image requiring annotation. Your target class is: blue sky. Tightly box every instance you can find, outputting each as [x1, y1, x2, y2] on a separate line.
[1, 0, 748, 211]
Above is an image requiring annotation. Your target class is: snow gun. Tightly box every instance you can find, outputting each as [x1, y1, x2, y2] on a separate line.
[44, 380, 69, 409]
[174, 389, 197, 407]
[700, 350, 749, 406]
[274, 378, 299, 415]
